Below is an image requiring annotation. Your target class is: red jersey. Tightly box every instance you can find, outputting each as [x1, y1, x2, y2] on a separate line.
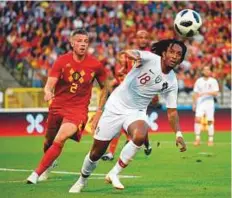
[49, 52, 106, 112]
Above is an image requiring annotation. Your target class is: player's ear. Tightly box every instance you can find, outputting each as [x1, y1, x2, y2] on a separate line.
[69, 37, 74, 47]
[162, 51, 166, 58]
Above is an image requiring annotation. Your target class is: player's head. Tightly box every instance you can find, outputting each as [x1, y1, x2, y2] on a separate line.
[136, 30, 149, 50]
[202, 66, 211, 78]
[151, 39, 187, 68]
[70, 28, 89, 56]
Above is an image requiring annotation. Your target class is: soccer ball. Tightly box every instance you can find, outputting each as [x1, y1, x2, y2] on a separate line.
[174, 9, 202, 37]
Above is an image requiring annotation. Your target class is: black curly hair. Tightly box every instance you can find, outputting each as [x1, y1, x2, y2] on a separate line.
[151, 39, 187, 63]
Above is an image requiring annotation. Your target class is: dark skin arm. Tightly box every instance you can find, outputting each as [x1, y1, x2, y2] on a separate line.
[90, 79, 110, 132]
[167, 108, 187, 152]
[118, 50, 142, 68]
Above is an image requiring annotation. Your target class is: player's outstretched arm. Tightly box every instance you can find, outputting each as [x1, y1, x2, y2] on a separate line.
[116, 52, 127, 74]
[90, 79, 110, 132]
[192, 92, 198, 112]
[167, 108, 187, 152]
[119, 50, 142, 68]
[44, 77, 58, 101]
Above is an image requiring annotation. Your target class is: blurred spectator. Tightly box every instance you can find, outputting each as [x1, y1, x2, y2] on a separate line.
[0, 1, 230, 95]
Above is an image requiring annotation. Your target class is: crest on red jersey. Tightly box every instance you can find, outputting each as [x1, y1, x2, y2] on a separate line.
[72, 72, 81, 81]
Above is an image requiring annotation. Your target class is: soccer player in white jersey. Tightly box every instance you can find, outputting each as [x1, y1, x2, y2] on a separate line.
[193, 66, 219, 146]
[69, 39, 187, 193]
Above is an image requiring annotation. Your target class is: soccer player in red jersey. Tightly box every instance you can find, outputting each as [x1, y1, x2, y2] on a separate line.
[101, 30, 153, 161]
[26, 29, 109, 184]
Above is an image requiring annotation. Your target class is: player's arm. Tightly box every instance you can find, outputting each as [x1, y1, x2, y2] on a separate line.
[192, 91, 198, 112]
[44, 57, 62, 101]
[90, 66, 110, 132]
[167, 108, 180, 132]
[116, 52, 128, 74]
[167, 108, 186, 152]
[97, 79, 110, 112]
[199, 91, 219, 97]
[192, 80, 200, 111]
[44, 77, 58, 101]
[162, 88, 186, 152]
[118, 50, 141, 68]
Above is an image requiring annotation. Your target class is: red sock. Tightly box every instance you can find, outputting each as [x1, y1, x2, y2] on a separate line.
[43, 140, 52, 153]
[109, 137, 120, 155]
[35, 142, 63, 176]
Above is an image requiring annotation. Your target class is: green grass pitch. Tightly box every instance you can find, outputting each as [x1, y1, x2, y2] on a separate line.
[0, 132, 231, 198]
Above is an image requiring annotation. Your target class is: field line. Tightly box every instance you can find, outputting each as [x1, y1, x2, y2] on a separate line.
[0, 168, 140, 179]
[80, 140, 231, 145]
[0, 177, 109, 184]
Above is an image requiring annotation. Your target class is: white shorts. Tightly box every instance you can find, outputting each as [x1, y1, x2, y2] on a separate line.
[94, 109, 149, 141]
[195, 103, 215, 121]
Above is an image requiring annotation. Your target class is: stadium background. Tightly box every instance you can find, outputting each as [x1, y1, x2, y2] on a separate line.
[0, 1, 231, 198]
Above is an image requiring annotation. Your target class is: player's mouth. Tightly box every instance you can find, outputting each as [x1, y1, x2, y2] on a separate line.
[170, 60, 177, 66]
[80, 48, 86, 52]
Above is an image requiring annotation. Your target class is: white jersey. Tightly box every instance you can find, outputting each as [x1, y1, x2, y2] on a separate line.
[193, 77, 219, 106]
[105, 51, 178, 113]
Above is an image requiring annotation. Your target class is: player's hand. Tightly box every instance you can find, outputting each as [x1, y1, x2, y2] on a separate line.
[44, 91, 54, 101]
[90, 110, 102, 132]
[134, 57, 142, 68]
[125, 51, 141, 65]
[198, 92, 206, 97]
[125, 51, 139, 60]
[118, 66, 127, 77]
[176, 136, 187, 152]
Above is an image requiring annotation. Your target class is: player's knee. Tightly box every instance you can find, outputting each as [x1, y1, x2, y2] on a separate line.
[89, 149, 102, 161]
[54, 135, 68, 145]
[132, 132, 147, 146]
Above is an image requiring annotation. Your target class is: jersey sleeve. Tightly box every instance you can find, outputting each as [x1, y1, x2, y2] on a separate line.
[49, 57, 63, 78]
[161, 88, 178, 108]
[95, 62, 107, 83]
[193, 79, 200, 93]
[132, 50, 154, 63]
[212, 79, 219, 92]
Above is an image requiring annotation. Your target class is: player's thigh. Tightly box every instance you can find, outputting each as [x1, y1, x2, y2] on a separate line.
[55, 122, 78, 142]
[205, 106, 215, 121]
[45, 112, 63, 142]
[62, 114, 88, 142]
[123, 110, 149, 137]
[195, 105, 204, 121]
[94, 110, 124, 141]
[55, 115, 87, 142]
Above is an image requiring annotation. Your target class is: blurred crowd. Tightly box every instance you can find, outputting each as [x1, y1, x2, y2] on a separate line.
[0, 1, 231, 91]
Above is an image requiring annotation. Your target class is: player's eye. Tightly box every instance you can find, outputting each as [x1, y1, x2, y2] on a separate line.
[74, 39, 82, 43]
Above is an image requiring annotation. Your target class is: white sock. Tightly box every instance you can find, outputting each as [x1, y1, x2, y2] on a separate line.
[80, 153, 98, 183]
[194, 123, 201, 140]
[110, 141, 141, 175]
[208, 124, 214, 142]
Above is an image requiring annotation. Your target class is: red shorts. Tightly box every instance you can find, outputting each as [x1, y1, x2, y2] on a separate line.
[45, 109, 88, 142]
